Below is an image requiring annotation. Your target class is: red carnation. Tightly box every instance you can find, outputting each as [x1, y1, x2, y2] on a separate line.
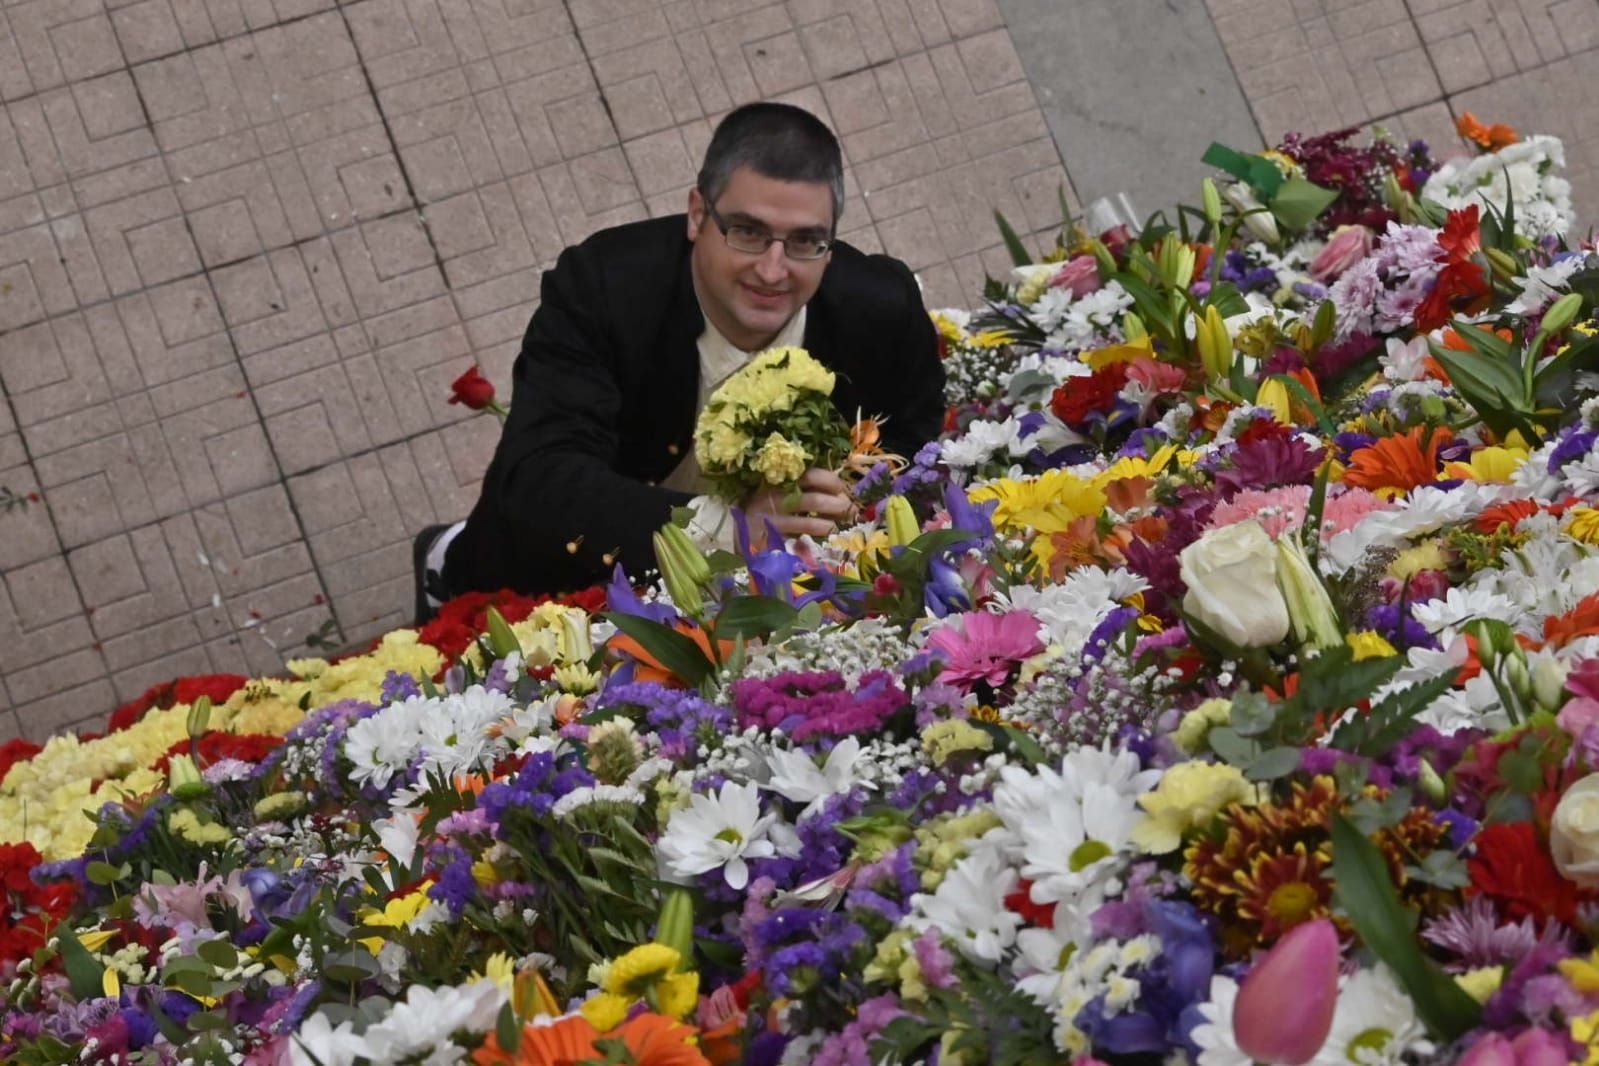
[0, 842, 76, 966]
[1050, 363, 1130, 429]
[1467, 820, 1586, 927]
[0, 739, 42, 785]
[1004, 879, 1057, 928]
[447, 366, 500, 411]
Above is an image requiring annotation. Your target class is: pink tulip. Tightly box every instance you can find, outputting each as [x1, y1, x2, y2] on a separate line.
[1048, 255, 1102, 298]
[1233, 919, 1340, 1065]
[1459, 1030, 1572, 1066]
[1309, 225, 1374, 282]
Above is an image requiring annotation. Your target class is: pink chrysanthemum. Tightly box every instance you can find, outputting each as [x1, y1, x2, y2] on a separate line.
[1320, 486, 1394, 538]
[1207, 486, 1312, 540]
[926, 610, 1044, 691]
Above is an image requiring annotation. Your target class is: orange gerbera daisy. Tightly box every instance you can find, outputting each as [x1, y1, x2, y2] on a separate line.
[1456, 111, 1518, 151]
[474, 1012, 711, 1066]
[1544, 591, 1599, 648]
[1341, 427, 1453, 495]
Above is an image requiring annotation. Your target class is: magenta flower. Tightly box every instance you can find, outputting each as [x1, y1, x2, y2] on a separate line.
[925, 610, 1043, 691]
[1458, 1029, 1573, 1066]
[1233, 918, 1340, 1064]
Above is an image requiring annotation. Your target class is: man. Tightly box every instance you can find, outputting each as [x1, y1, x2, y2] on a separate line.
[425, 102, 944, 606]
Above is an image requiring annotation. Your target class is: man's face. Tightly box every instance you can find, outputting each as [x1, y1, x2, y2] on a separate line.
[687, 166, 834, 351]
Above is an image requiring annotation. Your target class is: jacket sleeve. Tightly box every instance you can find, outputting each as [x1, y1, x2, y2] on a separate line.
[487, 245, 693, 589]
[877, 259, 946, 460]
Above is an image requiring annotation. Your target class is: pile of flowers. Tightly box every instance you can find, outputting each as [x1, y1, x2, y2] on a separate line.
[3, 115, 1599, 1066]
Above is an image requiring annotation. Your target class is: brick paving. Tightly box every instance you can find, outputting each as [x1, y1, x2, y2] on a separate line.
[0, 0, 1595, 740]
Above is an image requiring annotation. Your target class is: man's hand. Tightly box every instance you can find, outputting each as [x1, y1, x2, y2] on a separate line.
[744, 467, 853, 547]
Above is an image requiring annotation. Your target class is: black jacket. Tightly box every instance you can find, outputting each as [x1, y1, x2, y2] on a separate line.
[444, 214, 945, 595]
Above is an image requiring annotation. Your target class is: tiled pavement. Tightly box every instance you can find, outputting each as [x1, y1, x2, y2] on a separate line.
[0, 0, 1596, 740]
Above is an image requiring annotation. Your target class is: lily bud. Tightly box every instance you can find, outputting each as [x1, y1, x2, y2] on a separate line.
[1255, 378, 1292, 424]
[655, 888, 695, 968]
[884, 495, 919, 547]
[1233, 919, 1340, 1064]
[557, 609, 592, 663]
[1196, 305, 1233, 383]
[1202, 177, 1223, 229]
[1532, 654, 1571, 712]
[1157, 236, 1196, 290]
[1274, 533, 1342, 652]
[1484, 247, 1521, 281]
[1222, 182, 1280, 244]
[186, 695, 212, 741]
[1123, 312, 1147, 341]
[652, 530, 704, 617]
[1538, 292, 1584, 339]
[167, 753, 210, 801]
[1417, 758, 1447, 805]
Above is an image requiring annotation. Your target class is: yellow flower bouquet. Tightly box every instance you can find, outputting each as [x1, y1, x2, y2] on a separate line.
[692, 346, 854, 501]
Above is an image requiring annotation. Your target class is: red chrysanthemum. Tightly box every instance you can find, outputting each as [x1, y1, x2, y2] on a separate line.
[1467, 820, 1586, 927]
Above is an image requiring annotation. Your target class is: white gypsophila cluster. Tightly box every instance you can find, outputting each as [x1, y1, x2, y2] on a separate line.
[1422, 135, 1575, 239]
[737, 616, 919, 682]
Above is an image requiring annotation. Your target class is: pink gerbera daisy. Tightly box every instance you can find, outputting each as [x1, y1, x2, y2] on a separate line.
[925, 610, 1044, 691]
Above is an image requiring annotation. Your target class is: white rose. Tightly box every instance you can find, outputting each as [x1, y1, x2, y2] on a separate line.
[1551, 773, 1599, 888]
[1179, 520, 1291, 648]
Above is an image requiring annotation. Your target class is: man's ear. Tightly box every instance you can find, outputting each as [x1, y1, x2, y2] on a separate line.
[686, 187, 705, 241]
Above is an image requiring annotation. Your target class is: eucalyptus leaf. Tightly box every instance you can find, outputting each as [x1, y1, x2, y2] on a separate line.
[1246, 746, 1302, 781]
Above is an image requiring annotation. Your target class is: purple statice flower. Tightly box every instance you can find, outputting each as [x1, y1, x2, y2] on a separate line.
[812, 995, 908, 1066]
[846, 842, 920, 925]
[480, 751, 595, 828]
[1365, 602, 1440, 651]
[428, 846, 480, 916]
[381, 670, 422, 703]
[1549, 428, 1598, 473]
[886, 767, 967, 816]
[598, 681, 732, 761]
[1293, 280, 1328, 302]
[731, 671, 907, 742]
[911, 929, 958, 990]
[891, 441, 944, 496]
[1082, 606, 1141, 666]
[1423, 896, 1573, 972]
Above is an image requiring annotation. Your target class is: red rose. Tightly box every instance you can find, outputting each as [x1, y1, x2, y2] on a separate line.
[1050, 363, 1130, 429]
[447, 366, 498, 410]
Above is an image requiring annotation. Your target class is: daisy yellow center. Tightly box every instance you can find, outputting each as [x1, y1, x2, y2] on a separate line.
[1266, 881, 1319, 926]
[715, 827, 744, 845]
[1346, 1027, 1393, 1061]
[1069, 839, 1112, 872]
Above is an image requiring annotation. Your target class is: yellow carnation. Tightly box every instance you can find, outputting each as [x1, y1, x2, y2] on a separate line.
[168, 808, 233, 846]
[920, 720, 994, 766]
[753, 433, 809, 485]
[696, 417, 752, 470]
[1129, 762, 1253, 854]
[1173, 698, 1233, 754]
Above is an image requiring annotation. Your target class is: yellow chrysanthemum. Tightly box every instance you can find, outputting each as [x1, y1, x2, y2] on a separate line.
[1346, 630, 1399, 661]
[604, 943, 681, 998]
[920, 720, 994, 766]
[581, 991, 633, 1032]
[1389, 539, 1448, 581]
[1566, 507, 1599, 546]
[1130, 762, 1254, 854]
[168, 808, 232, 846]
[655, 970, 700, 1019]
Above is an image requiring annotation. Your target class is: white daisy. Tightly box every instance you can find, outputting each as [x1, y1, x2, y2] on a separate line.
[1189, 975, 1252, 1066]
[1311, 964, 1433, 1066]
[359, 979, 506, 1062]
[657, 781, 799, 890]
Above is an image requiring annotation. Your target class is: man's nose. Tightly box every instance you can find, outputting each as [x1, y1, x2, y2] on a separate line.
[752, 240, 789, 284]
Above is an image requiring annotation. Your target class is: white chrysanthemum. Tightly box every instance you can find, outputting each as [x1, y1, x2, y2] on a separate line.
[1378, 635, 1509, 735]
[763, 736, 869, 819]
[1506, 254, 1587, 314]
[906, 847, 1021, 963]
[289, 1012, 367, 1066]
[1422, 135, 1573, 239]
[1323, 482, 1510, 574]
[1311, 965, 1432, 1066]
[344, 695, 433, 790]
[1003, 568, 1148, 655]
[417, 686, 515, 781]
[941, 417, 1028, 470]
[1189, 975, 1251, 1066]
[657, 781, 799, 890]
[1410, 585, 1521, 638]
[359, 979, 506, 1062]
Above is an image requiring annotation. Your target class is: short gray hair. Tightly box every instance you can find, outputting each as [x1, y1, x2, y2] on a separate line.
[696, 103, 844, 227]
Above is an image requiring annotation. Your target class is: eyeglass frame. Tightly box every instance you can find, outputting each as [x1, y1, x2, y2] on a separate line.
[697, 193, 835, 261]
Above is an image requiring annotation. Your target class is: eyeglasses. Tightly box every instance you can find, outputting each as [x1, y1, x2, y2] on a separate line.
[700, 197, 833, 261]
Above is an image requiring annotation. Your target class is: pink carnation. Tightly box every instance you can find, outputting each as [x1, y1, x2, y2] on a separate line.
[1319, 486, 1394, 538]
[1208, 486, 1312, 540]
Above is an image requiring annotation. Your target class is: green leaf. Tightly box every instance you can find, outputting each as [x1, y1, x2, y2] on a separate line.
[1302, 460, 1332, 571]
[55, 927, 105, 1001]
[1206, 726, 1258, 766]
[84, 861, 127, 886]
[496, 1001, 521, 1054]
[196, 939, 238, 969]
[604, 612, 714, 685]
[712, 595, 800, 641]
[1270, 177, 1339, 231]
[1275, 647, 1402, 744]
[994, 210, 1032, 267]
[1534, 332, 1599, 412]
[1329, 668, 1459, 757]
[1229, 691, 1276, 737]
[1330, 813, 1479, 1040]
[1246, 746, 1302, 780]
